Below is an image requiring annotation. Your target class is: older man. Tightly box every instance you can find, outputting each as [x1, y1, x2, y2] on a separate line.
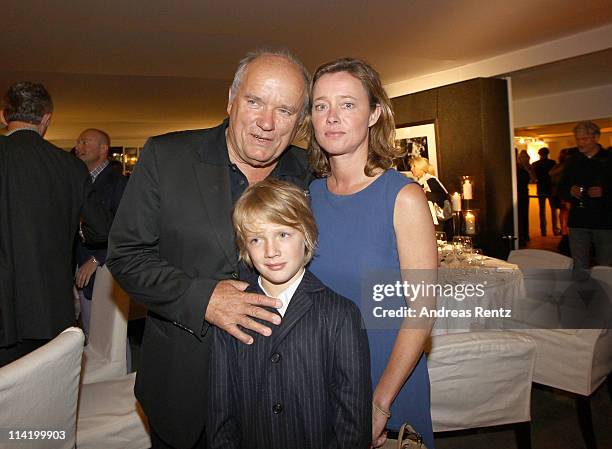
[74, 128, 127, 336]
[0, 82, 109, 366]
[559, 121, 612, 269]
[107, 50, 313, 449]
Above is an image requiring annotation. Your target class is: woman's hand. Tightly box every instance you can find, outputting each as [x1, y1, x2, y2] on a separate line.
[371, 405, 389, 448]
[75, 257, 98, 288]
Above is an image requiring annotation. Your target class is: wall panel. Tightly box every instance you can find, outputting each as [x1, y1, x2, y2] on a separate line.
[392, 77, 513, 258]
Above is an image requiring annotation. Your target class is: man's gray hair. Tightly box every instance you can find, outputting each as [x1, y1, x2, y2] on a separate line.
[574, 121, 600, 136]
[2, 81, 53, 125]
[229, 49, 311, 121]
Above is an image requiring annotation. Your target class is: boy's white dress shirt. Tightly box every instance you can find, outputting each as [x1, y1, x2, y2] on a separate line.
[257, 268, 305, 317]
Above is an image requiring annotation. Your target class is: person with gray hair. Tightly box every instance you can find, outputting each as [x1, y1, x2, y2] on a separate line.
[107, 49, 313, 449]
[559, 121, 611, 268]
[0, 82, 109, 366]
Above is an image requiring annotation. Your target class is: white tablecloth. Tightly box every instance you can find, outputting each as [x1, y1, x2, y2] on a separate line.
[431, 257, 525, 335]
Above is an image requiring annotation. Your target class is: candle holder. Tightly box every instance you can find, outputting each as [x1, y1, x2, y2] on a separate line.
[462, 209, 478, 236]
[452, 211, 462, 237]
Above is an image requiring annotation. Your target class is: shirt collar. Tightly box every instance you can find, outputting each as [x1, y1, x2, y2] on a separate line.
[6, 127, 40, 136]
[258, 268, 306, 317]
[90, 160, 109, 181]
[577, 145, 604, 160]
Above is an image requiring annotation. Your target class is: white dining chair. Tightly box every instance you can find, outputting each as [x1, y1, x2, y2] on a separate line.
[76, 372, 151, 449]
[426, 331, 536, 449]
[506, 249, 575, 329]
[507, 249, 573, 270]
[0, 327, 85, 449]
[508, 265, 612, 449]
[81, 265, 130, 384]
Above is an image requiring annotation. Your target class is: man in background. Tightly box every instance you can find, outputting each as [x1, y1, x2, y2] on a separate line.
[74, 128, 127, 337]
[0, 82, 109, 366]
[533, 147, 559, 236]
[559, 121, 611, 268]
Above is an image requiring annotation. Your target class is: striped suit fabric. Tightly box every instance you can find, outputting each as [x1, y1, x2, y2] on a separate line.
[207, 270, 372, 449]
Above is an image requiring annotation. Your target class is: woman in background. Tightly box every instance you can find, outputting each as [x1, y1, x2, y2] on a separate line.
[549, 148, 571, 254]
[517, 150, 536, 247]
[308, 58, 436, 448]
[550, 148, 571, 235]
[410, 157, 451, 232]
[410, 158, 446, 206]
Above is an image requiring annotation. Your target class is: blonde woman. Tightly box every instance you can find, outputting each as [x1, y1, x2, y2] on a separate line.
[409, 157, 450, 226]
[308, 58, 436, 448]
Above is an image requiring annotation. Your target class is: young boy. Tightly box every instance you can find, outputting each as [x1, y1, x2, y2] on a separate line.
[206, 179, 371, 449]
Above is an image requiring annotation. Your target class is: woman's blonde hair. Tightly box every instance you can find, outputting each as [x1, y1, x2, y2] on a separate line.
[308, 58, 405, 177]
[232, 179, 317, 267]
[517, 150, 531, 168]
[409, 157, 436, 176]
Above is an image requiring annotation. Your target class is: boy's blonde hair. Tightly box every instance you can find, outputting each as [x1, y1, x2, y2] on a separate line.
[233, 179, 317, 267]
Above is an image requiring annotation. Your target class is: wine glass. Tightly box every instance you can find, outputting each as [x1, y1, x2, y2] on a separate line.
[453, 242, 466, 263]
[435, 231, 447, 245]
[469, 248, 484, 266]
[438, 243, 453, 266]
[577, 186, 586, 208]
[451, 242, 469, 279]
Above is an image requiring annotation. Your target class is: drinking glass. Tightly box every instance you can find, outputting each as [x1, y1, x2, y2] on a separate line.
[453, 242, 466, 263]
[452, 236, 464, 245]
[462, 236, 473, 251]
[439, 244, 453, 266]
[469, 248, 484, 266]
[435, 231, 447, 246]
[577, 186, 586, 208]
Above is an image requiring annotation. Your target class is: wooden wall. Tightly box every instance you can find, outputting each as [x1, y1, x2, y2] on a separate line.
[392, 77, 514, 258]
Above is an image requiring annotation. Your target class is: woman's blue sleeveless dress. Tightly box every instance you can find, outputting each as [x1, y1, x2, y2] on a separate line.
[309, 169, 434, 448]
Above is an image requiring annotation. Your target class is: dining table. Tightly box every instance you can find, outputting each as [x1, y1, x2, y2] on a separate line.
[431, 255, 525, 335]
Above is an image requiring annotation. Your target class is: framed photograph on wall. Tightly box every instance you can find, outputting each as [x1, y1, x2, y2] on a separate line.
[394, 122, 438, 175]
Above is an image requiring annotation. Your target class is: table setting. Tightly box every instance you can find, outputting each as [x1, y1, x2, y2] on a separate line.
[432, 232, 526, 335]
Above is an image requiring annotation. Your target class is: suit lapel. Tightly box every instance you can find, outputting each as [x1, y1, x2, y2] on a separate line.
[193, 122, 236, 268]
[269, 272, 323, 351]
[92, 164, 113, 196]
[93, 164, 111, 185]
[189, 121, 312, 272]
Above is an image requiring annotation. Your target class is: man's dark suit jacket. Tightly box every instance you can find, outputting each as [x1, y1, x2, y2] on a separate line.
[558, 146, 612, 229]
[75, 163, 127, 299]
[0, 129, 110, 349]
[207, 270, 372, 449]
[107, 120, 313, 448]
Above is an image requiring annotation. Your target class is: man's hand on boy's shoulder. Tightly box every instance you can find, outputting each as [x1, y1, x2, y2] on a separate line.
[205, 279, 283, 345]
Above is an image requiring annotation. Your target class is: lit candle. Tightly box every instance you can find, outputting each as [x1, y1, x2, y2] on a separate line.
[465, 211, 476, 235]
[462, 179, 473, 200]
[451, 192, 462, 212]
